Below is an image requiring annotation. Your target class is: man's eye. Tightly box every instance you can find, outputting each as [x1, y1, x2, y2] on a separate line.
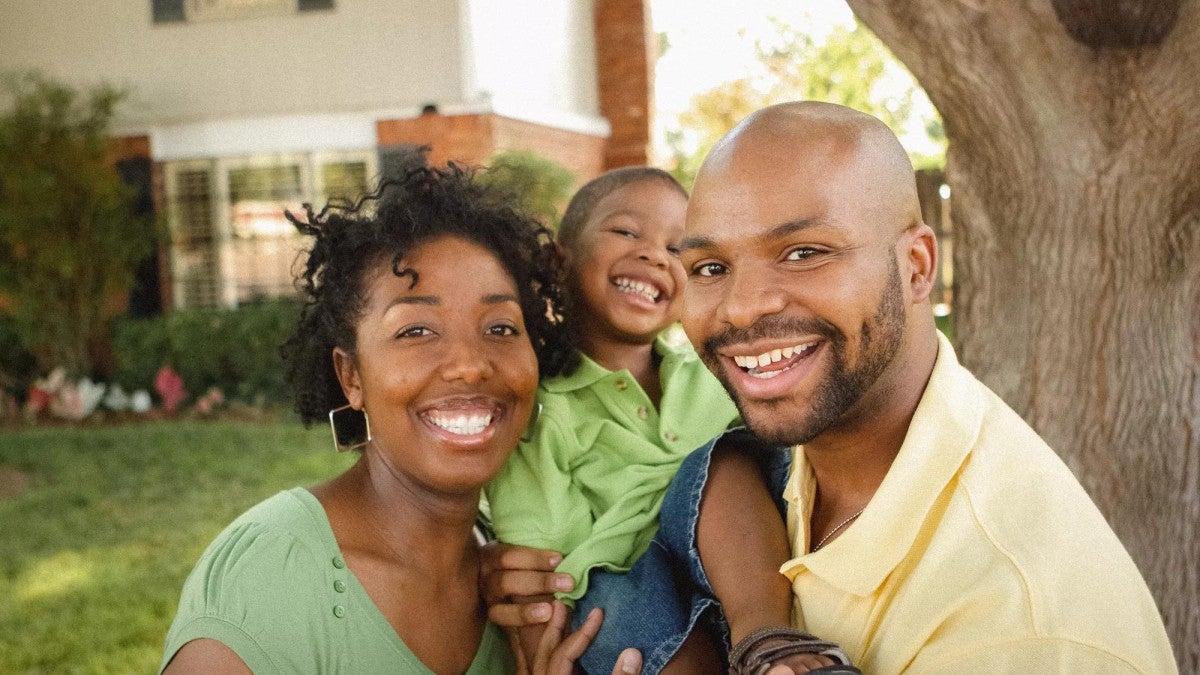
[692, 262, 727, 278]
[786, 247, 819, 261]
[396, 326, 433, 338]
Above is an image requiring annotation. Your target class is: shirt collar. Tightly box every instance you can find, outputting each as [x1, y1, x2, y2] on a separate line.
[542, 332, 694, 394]
[781, 332, 986, 596]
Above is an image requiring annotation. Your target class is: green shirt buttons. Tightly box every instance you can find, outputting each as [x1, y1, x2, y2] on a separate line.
[333, 605, 346, 618]
[637, 406, 648, 419]
[332, 556, 345, 569]
[614, 378, 628, 391]
[334, 579, 346, 593]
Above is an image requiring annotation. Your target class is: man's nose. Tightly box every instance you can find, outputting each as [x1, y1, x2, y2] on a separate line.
[718, 266, 788, 330]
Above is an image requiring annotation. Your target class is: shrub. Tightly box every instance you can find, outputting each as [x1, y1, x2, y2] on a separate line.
[0, 72, 153, 376]
[0, 314, 36, 399]
[113, 300, 300, 407]
[479, 149, 577, 229]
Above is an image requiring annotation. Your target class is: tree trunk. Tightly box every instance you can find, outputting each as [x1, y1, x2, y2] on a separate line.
[844, 0, 1200, 669]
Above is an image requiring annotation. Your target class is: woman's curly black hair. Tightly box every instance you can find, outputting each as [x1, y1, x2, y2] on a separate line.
[281, 163, 578, 425]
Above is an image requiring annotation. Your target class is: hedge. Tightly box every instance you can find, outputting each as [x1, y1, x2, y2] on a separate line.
[113, 300, 301, 406]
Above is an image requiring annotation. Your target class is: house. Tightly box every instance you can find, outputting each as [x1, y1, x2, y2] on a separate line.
[0, 0, 654, 313]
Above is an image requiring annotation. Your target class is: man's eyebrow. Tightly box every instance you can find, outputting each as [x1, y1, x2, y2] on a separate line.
[765, 218, 824, 239]
[679, 235, 717, 252]
[483, 293, 520, 305]
[679, 218, 827, 253]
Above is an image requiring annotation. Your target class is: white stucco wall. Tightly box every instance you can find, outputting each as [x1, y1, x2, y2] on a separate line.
[0, 0, 467, 130]
[461, 0, 605, 135]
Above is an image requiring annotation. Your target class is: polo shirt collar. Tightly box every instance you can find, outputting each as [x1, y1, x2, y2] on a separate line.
[781, 332, 986, 596]
[541, 333, 692, 394]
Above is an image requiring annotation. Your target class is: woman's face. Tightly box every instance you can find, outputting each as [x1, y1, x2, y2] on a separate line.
[334, 235, 539, 496]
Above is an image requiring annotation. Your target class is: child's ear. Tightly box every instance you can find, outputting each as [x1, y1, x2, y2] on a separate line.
[554, 240, 572, 268]
[332, 347, 364, 410]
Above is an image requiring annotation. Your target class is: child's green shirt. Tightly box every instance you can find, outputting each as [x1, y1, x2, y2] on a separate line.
[484, 335, 739, 604]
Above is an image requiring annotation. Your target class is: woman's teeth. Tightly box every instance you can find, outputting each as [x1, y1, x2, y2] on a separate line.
[732, 342, 817, 378]
[614, 277, 660, 303]
[426, 413, 492, 435]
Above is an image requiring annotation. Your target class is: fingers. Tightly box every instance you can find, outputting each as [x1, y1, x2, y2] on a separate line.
[483, 569, 575, 602]
[766, 653, 837, 674]
[488, 600, 555, 629]
[480, 542, 563, 576]
[613, 648, 643, 675]
[531, 602, 585, 675]
[547, 606, 602, 671]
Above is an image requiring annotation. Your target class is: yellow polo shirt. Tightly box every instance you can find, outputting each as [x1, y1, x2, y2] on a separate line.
[781, 333, 1175, 674]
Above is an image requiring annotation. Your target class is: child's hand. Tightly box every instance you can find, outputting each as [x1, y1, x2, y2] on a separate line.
[480, 542, 576, 627]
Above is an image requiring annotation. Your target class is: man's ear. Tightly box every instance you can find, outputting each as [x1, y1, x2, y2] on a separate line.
[332, 347, 363, 410]
[905, 223, 938, 304]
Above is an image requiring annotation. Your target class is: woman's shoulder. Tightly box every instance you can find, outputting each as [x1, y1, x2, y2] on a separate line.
[161, 489, 341, 671]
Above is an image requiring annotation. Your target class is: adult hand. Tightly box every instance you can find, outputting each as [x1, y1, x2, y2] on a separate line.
[527, 601, 643, 675]
[480, 542, 576, 627]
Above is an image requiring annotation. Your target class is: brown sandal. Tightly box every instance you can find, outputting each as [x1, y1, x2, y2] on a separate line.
[729, 626, 861, 675]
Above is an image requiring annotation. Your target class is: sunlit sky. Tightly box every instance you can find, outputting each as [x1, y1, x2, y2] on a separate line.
[648, 0, 939, 158]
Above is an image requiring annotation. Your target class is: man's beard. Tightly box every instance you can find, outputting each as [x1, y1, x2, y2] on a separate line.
[701, 256, 906, 446]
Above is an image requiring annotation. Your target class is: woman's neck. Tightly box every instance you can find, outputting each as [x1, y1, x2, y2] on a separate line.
[325, 455, 481, 580]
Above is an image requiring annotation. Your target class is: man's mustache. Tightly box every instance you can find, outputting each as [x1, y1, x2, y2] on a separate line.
[701, 315, 843, 357]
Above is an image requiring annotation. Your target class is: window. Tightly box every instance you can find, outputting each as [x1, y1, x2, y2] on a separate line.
[164, 151, 376, 309]
[153, 0, 334, 24]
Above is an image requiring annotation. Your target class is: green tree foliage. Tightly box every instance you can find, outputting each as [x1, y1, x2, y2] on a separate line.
[667, 19, 945, 186]
[479, 149, 577, 229]
[0, 72, 153, 376]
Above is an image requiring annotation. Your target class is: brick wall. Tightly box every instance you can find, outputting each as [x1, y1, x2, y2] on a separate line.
[376, 113, 605, 182]
[594, 0, 654, 169]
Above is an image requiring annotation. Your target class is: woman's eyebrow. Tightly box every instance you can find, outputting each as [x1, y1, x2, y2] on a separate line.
[388, 295, 438, 308]
[483, 293, 520, 305]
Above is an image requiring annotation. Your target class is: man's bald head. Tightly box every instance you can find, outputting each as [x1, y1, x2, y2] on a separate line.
[694, 101, 922, 242]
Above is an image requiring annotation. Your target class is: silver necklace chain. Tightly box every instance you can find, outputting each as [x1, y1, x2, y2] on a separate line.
[811, 508, 865, 552]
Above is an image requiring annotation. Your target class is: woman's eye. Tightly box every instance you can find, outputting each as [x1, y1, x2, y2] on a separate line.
[786, 247, 819, 261]
[396, 326, 433, 339]
[487, 323, 520, 337]
[692, 262, 727, 278]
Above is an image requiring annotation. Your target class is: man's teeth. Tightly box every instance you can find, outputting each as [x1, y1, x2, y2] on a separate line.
[426, 413, 492, 435]
[614, 277, 660, 303]
[732, 342, 817, 374]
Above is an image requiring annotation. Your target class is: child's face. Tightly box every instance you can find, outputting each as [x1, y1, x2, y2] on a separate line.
[566, 179, 688, 345]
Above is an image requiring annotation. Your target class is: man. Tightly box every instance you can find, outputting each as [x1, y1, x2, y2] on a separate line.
[677, 101, 1175, 673]
[484, 102, 1175, 674]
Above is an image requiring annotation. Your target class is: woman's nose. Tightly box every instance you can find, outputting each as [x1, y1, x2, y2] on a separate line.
[439, 338, 494, 383]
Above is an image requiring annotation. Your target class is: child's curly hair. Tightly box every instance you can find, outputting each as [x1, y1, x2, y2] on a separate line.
[281, 164, 577, 425]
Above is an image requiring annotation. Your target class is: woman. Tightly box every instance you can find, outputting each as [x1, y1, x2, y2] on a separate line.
[160, 165, 626, 674]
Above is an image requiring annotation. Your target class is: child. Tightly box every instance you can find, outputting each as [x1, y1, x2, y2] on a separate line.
[485, 168, 853, 674]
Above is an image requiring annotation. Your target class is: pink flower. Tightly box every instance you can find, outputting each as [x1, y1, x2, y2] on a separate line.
[25, 386, 51, 416]
[154, 366, 187, 413]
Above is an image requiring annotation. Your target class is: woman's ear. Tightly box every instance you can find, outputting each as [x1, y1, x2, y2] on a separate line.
[332, 347, 364, 410]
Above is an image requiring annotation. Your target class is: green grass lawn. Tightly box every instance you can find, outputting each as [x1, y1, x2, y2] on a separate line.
[0, 421, 355, 674]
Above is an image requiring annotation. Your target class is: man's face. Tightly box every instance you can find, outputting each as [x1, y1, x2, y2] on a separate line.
[680, 146, 909, 446]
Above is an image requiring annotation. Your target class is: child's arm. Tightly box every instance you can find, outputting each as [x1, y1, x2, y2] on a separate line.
[696, 444, 842, 674]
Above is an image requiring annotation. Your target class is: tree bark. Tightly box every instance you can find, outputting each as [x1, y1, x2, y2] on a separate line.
[844, 0, 1200, 669]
